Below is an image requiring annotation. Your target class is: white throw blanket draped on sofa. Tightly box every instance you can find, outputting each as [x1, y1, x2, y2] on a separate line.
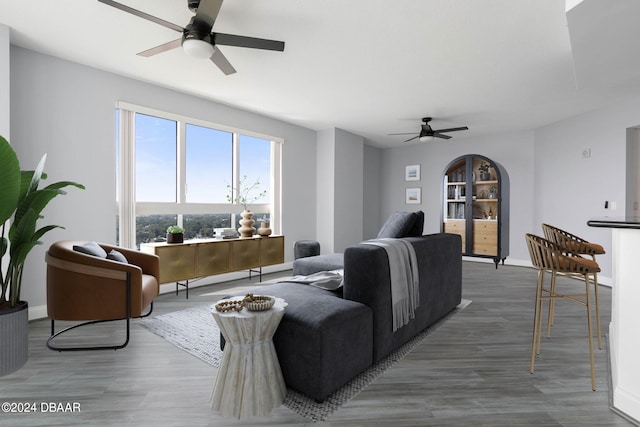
[287, 269, 344, 291]
[361, 238, 420, 331]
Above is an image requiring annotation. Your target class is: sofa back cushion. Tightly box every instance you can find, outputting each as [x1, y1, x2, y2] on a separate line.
[377, 211, 417, 238]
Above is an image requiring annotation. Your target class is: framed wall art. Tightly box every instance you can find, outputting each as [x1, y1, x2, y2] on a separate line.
[405, 187, 421, 204]
[405, 164, 420, 181]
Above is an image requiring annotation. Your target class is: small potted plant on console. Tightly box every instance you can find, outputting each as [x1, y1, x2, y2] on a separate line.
[166, 225, 184, 244]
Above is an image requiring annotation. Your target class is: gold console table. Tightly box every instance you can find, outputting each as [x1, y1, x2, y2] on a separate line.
[140, 236, 285, 298]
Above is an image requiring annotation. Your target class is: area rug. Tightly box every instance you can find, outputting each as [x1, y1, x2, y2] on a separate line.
[139, 299, 471, 422]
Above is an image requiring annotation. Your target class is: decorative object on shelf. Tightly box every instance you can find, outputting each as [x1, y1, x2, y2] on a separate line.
[405, 164, 420, 181]
[488, 185, 498, 199]
[0, 135, 84, 377]
[238, 210, 256, 238]
[478, 161, 492, 181]
[405, 187, 421, 204]
[227, 175, 267, 238]
[166, 225, 184, 243]
[258, 221, 272, 237]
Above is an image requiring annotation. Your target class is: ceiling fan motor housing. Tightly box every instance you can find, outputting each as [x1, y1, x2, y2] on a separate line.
[182, 16, 213, 45]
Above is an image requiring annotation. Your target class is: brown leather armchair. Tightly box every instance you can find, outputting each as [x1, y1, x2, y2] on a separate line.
[45, 240, 160, 351]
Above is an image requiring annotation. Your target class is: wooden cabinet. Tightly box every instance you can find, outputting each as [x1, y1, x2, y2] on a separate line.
[140, 236, 285, 284]
[441, 155, 509, 267]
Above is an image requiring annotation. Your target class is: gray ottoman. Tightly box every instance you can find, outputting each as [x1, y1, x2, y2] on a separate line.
[294, 240, 321, 259]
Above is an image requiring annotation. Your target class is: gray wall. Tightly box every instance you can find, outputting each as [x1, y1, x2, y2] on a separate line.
[1, 24, 8, 138]
[534, 95, 640, 277]
[315, 128, 364, 253]
[363, 143, 382, 239]
[378, 131, 535, 264]
[625, 128, 640, 217]
[9, 46, 317, 312]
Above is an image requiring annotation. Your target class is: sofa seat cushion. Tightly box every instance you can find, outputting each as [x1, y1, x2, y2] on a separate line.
[292, 252, 344, 276]
[228, 281, 372, 402]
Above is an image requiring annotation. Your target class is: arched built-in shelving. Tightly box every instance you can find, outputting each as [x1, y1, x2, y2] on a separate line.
[441, 154, 509, 267]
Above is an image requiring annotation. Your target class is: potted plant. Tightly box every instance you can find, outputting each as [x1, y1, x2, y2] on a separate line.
[166, 225, 184, 244]
[226, 176, 267, 238]
[478, 161, 492, 181]
[488, 185, 498, 199]
[0, 135, 84, 376]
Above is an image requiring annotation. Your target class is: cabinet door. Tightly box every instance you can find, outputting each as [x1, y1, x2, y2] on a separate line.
[155, 244, 197, 283]
[472, 220, 498, 256]
[259, 236, 284, 266]
[230, 239, 260, 270]
[197, 241, 231, 277]
[443, 220, 466, 253]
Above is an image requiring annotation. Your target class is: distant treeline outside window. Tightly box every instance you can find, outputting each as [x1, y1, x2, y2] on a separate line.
[119, 213, 271, 248]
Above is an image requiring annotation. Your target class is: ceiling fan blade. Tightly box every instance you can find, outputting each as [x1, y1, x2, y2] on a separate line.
[210, 48, 237, 75]
[388, 132, 418, 136]
[434, 126, 469, 133]
[433, 133, 452, 139]
[403, 136, 419, 143]
[137, 38, 182, 57]
[194, 0, 224, 31]
[98, 0, 184, 33]
[214, 33, 285, 51]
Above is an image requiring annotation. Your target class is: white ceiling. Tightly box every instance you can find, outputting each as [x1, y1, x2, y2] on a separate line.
[2, 0, 640, 148]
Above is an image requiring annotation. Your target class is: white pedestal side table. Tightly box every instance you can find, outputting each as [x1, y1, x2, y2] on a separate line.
[210, 296, 287, 419]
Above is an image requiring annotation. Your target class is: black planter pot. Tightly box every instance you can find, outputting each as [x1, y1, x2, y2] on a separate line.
[166, 232, 184, 244]
[0, 301, 29, 377]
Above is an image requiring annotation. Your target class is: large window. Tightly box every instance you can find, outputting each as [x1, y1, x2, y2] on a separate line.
[116, 103, 282, 248]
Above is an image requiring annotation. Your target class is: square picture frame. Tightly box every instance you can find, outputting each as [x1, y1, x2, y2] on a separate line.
[405, 187, 421, 204]
[405, 164, 420, 181]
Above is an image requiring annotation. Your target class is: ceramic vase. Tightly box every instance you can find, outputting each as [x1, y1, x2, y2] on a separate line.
[258, 221, 272, 237]
[238, 210, 256, 238]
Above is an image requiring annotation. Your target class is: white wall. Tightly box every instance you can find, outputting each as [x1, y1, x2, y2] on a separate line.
[315, 128, 364, 253]
[534, 95, 640, 279]
[626, 128, 640, 217]
[316, 129, 336, 253]
[363, 144, 382, 239]
[10, 47, 318, 314]
[334, 128, 364, 251]
[379, 131, 535, 264]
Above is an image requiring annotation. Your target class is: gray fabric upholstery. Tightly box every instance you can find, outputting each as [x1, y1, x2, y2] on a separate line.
[106, 249, 129, 263]
[344, 233, 462, 362]
[407, 210, 424, 237]
[73, 241, 107, 258]
[376, 211, 418, 238]
[292, 252, 344, 275]
[224, 233, 461, 402]
[224, 282, 372, 402]
[293, 240, 321, 259]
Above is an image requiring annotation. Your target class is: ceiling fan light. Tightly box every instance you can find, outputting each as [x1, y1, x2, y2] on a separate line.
[419, 135, 435, 142]
[182, 38, 214, 59]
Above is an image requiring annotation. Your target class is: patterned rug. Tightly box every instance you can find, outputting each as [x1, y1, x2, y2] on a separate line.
[139, 299, 471, 422]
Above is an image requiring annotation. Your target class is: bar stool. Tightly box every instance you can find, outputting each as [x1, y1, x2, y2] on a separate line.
[525, 233, 601, 390]
[541, 223, 605, 349]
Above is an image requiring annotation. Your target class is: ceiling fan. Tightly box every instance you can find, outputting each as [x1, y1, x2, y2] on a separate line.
[389, 117, 469, 142]
[97, 0, 285, 75]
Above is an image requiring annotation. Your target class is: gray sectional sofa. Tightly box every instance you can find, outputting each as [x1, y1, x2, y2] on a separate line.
[226, 231, 463, 402]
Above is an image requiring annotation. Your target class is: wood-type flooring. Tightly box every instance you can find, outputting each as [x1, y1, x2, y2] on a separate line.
[0, 261, 635, 426]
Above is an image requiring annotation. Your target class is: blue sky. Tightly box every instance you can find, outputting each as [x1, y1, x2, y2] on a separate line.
[134, 113, 270, 204]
